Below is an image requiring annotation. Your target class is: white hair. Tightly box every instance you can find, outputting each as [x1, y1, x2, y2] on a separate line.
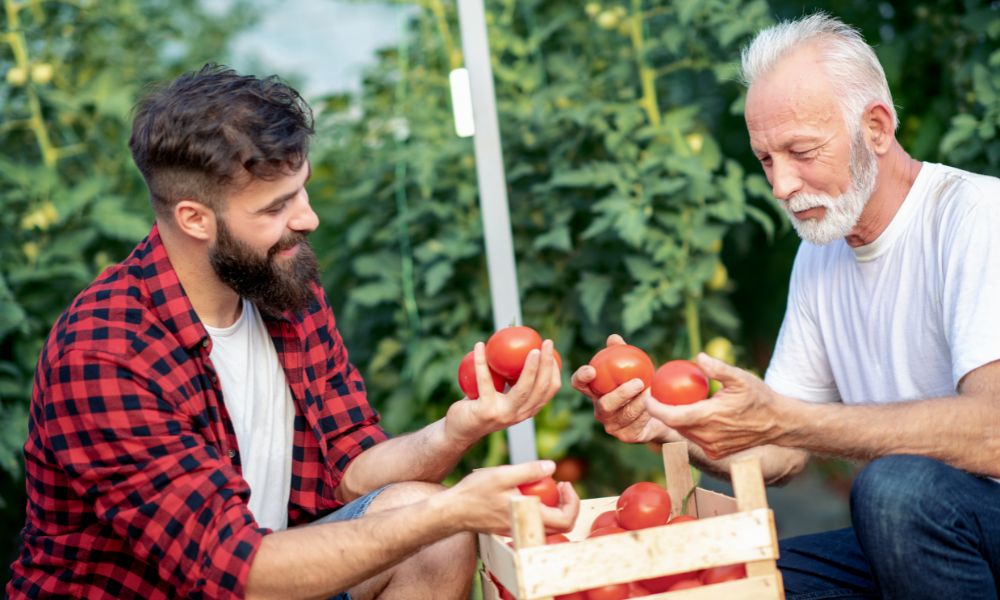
[740, 12, 898, 132]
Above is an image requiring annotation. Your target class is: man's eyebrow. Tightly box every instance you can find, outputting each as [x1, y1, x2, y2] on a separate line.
[256, 164, 312, 213]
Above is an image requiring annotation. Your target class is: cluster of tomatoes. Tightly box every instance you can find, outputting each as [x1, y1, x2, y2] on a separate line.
[457, 325, 710, 406]
[491, 479, 747, 599]
[588, 344, 709, 406]
[457, 326, 562, 399]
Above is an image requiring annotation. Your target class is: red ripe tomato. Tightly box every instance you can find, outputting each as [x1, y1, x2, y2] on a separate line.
[640, 570, 703, 593]
[584, 583, 630, 600]
[668, 514, 698, 524]
[666, 577, 703, 591]
[556, 593, 587, 600]
[486, 326, 543, 381]
[701, 563, 747, 584]
[650, 360, 709, 405]
[589, 510, 620, 533]
[554, 348, 563, 372]
[587, 525, 626, 538]
[518, 476, 559, 507]
[546, 533, 570, 544]
[588, 345, 655, 397]
[457, 351, 507, 399]
[554, 456, 586, 483]
[616, 482, 671, 530]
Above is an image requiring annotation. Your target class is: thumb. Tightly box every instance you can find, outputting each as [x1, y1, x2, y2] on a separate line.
[500, 460, 556, 488]
[695, 352, 743, 385]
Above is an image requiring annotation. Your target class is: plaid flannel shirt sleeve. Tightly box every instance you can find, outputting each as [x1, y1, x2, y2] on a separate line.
[43, 348, 266, 599]
[315, 288, 389, 491]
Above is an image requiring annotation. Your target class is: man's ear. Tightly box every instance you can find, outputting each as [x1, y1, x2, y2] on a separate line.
[862, 101, 895, 155]
[173, 199, 216, 242]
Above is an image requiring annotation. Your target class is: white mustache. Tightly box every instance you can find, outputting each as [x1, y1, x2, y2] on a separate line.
[786, 193, 836, 214]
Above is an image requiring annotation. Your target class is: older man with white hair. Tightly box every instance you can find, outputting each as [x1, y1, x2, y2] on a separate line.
[574, 12, 1000, 599]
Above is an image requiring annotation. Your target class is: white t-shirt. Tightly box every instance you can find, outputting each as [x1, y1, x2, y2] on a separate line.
[765, 162, 1000, 405]
[205, 300, 295, 531]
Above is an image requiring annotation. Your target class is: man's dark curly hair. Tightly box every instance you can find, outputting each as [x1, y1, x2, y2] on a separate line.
[129, 64, 315, 216]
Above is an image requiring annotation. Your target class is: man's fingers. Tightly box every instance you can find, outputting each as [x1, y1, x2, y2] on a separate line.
[492, 460, 557, 489]
[571, 365, 597, 393]
[642, 394, 703, 428]
[606, 334, 626, 347]
[473, 342, 497, 399]
[695, 352, 743, 386]
[541, 482, 581, 532]
[594, 378, 646, 416]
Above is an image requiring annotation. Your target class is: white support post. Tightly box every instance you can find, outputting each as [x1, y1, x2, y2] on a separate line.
[455, 0, 537, 464]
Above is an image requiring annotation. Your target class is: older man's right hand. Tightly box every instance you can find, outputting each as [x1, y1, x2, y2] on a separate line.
[571, 334, 672, 444]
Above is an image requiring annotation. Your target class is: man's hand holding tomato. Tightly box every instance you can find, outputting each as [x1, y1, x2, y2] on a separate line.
[571, 334, 672, 444]
[643, 353, 792, 460]
[445, 338, 562, 446]
[573, 336, 809, 485]
[444, 460, 580, 535]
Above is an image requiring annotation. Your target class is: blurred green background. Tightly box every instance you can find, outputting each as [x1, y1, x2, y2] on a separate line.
[1, 0, 998, 592]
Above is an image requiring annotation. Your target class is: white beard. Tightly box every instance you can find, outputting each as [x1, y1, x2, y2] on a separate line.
[783, 131, 879, 246]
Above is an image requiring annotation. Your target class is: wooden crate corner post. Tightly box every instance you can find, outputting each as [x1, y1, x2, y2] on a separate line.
[731, 457, 785, 598]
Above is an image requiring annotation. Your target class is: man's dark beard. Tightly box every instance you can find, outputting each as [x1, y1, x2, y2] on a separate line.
[209, 218, 319, 318]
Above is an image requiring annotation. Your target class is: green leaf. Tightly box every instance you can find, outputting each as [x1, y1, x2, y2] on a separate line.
[350, 280, 400, 308]
[622, 285, 658, 334]
[624, 256, 662, 283]
[577, 273, 612, 323]
[532, 225, 572, 252]
[89, 199, 150, 242]
[423, 261, 453, 296]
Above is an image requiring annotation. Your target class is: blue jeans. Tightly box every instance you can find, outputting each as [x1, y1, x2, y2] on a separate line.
[314, 485, 390, 600]
[779, 455, 1000, 599]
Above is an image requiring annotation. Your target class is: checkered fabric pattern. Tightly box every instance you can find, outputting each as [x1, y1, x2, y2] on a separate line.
[8, 224, 388, 599]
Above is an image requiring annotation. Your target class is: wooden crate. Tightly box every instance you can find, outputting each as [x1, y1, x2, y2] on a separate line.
[478, 441, 784, 599]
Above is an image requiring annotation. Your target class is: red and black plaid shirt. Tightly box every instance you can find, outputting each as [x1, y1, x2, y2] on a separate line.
[8, 224, 389, 599]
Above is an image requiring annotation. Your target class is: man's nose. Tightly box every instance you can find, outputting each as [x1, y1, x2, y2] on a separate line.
[289, 192, 319, 233]
[769, 159, 802, 201]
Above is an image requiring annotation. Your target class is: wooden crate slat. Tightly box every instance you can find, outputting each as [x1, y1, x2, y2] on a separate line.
[512, 508, 776, 598]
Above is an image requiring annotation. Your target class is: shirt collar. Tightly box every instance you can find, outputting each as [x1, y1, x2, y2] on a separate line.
[135, 223, 211, 351]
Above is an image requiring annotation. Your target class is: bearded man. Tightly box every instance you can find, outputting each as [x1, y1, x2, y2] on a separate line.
[573, 13, 1000, 600]
[9, 65, 576, 600]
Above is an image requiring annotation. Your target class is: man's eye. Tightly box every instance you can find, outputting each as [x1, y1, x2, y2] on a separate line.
[791, 148, 817, 159]
[758, 156, 772, 166]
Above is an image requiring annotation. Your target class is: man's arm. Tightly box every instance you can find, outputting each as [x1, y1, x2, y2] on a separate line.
[650, 354, 1000, 478]
[247, 461, 578, 600]
[336, 340, 562, 502]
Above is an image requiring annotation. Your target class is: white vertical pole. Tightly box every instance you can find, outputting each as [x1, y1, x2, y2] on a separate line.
[455, 0, 537, 464]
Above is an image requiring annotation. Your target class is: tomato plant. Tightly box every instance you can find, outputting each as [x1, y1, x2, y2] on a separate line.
[486, 326, 543, 381]
[616, 482, 671, 530]
[456, 351, 506, 399]
[650, 360, 709, 405]
[588, 345, 655, 397]
[517, 476, 559, 507]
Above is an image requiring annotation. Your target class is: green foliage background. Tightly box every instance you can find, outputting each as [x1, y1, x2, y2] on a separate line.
[1, 0, 998, 587]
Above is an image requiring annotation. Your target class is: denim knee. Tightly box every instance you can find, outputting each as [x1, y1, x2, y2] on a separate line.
[849, 455, 955, 555]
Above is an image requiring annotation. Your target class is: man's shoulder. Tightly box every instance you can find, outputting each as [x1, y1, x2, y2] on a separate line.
[924, 163, 1000, 211]
[45, 250, 176, 365]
